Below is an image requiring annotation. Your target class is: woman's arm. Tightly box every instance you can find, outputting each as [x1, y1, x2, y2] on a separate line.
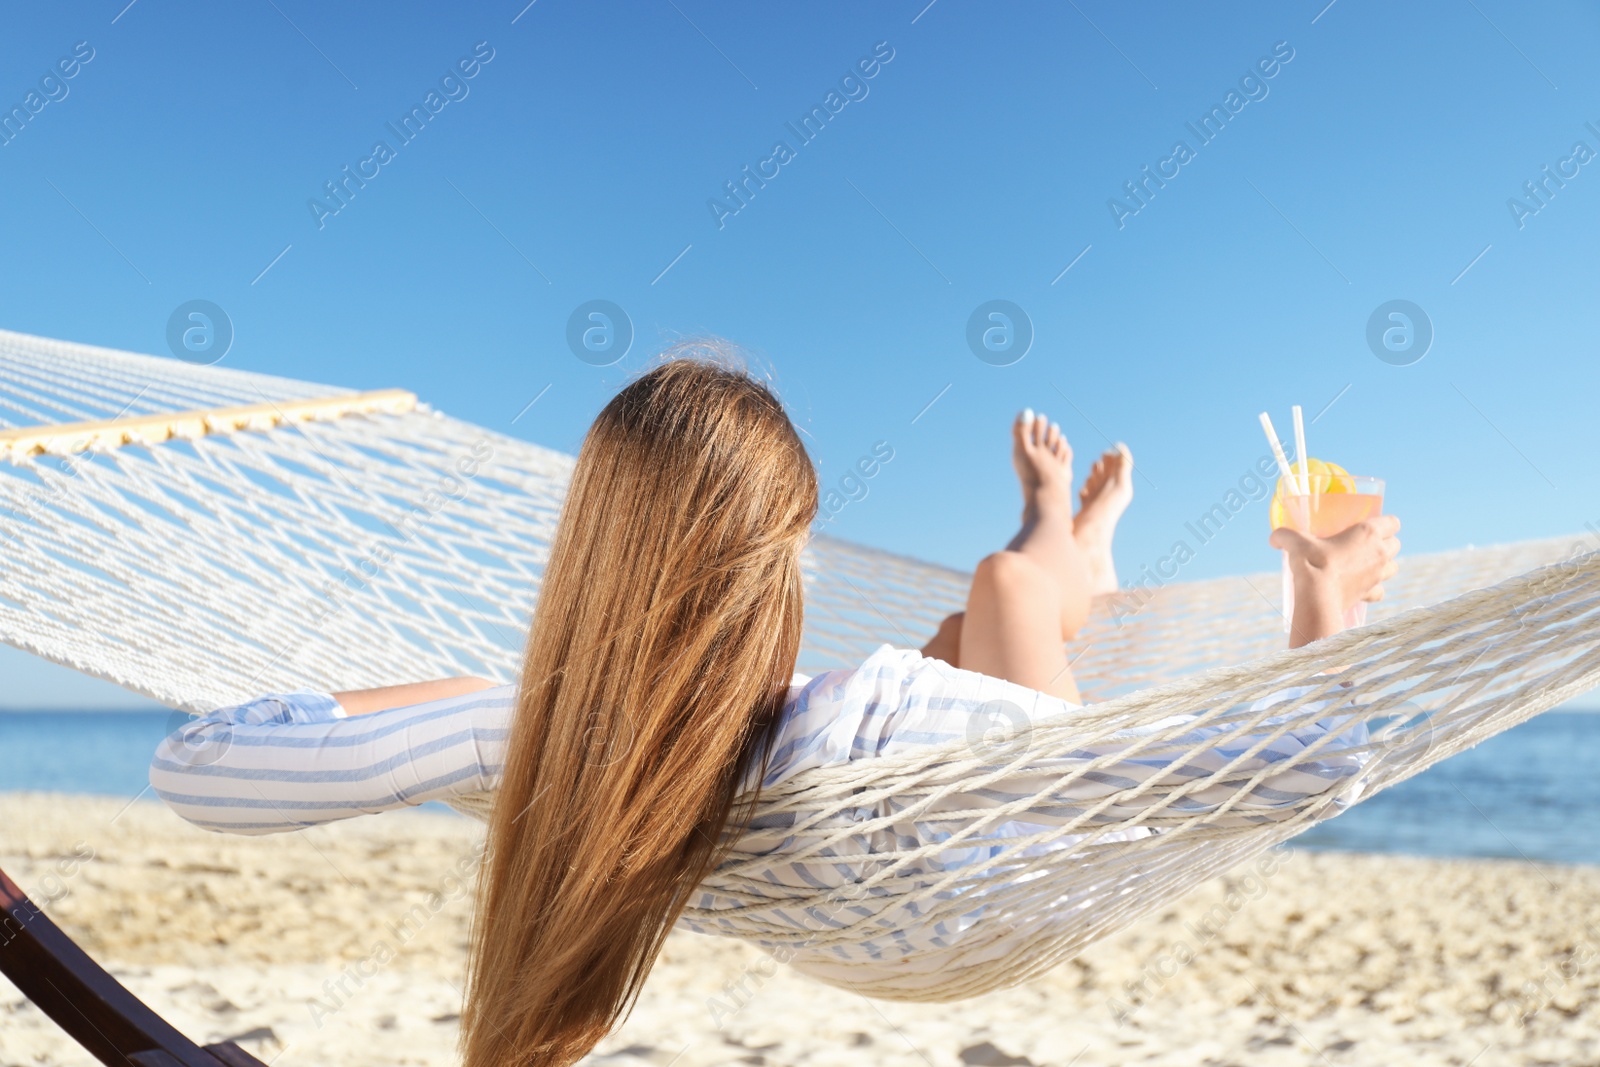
[332, 676, 498, 716]
[150, 685, 514, 834]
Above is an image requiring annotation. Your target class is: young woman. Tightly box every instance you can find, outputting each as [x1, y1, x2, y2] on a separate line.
[152, 355, 1399, 1066]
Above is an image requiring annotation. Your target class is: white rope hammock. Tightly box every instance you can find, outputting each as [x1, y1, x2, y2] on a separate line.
[2, 328, 1597, 1002]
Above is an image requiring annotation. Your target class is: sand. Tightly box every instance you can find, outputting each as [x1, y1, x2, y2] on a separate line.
[2, 793, 1597, 1067]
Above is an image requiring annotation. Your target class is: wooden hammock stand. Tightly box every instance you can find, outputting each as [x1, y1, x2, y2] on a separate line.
[0, 865, 268, 1067]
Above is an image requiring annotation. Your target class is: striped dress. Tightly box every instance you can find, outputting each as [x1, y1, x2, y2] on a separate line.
[151, 644, 1369, 972]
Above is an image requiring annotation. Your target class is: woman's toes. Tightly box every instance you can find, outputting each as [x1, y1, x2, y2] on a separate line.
[1017, 409, 1074, 467]
[1091, 446, 1131, 487]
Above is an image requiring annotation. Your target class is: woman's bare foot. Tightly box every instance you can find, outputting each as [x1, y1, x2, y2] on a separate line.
[1073, 444, 1134, 596]
[1012, 408, 1072, 527]
[1006, 410, 1093, 638]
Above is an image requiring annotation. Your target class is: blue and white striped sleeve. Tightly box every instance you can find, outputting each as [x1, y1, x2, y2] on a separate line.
[150, 686, 514, 835]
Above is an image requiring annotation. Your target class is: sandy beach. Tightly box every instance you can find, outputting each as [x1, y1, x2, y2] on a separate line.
[2, 793, 1597, 1067]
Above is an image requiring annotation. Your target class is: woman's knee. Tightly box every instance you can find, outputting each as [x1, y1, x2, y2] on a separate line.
[920, 611, 964, 666]
[973, 550, 1088, 637]
[972, 551, 1046, 594]
[935, 611, 965, 642]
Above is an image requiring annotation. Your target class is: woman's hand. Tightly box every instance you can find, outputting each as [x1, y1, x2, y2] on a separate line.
[1271, 516, 1401, 647]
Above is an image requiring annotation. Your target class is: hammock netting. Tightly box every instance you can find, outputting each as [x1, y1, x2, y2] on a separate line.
[1, 327, 1597, 1000]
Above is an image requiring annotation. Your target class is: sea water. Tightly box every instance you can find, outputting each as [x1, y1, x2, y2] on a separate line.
[1293, 710, 1600, 866]
[1, 709, 1596, 866]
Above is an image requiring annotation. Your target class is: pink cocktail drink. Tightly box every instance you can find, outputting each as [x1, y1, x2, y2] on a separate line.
[1278, 475, 1385, 631]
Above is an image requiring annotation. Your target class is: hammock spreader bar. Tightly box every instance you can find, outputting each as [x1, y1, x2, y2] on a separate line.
[0, 865, 269, 1067]
[0, 387, 417, 463]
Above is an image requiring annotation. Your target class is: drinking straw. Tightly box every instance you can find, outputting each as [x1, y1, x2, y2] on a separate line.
[1291, 404, 1310, 497]
[1258, 412, 1296, 490]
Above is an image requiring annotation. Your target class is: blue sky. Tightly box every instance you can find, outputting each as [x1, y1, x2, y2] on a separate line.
[2, 0, 1598, 708]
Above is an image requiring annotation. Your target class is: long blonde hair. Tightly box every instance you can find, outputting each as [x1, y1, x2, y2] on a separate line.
[463, 352, 817, 1066]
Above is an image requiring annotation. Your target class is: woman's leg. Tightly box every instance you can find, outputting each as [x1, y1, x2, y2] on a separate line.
[959, 549, 1082, 702]
[919, 610, 965, 666]
[920, 411, 1133, 703]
